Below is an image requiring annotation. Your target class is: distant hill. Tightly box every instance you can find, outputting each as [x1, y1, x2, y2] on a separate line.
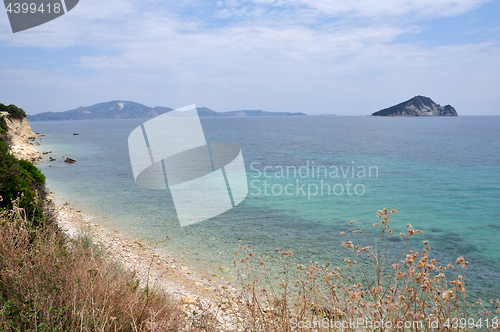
[26, 101, 170, 121]
[372, 96, 458, 116]
[27, 101, 307, 121]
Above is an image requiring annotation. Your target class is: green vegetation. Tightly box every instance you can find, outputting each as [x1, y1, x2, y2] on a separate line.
[0, 102, 46, 223]
[0, 103, 27, 120]
[0, 117, 7, 135]
[0, 138, 46, 224]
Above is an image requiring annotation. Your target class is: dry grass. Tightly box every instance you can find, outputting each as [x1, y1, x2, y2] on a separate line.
[231, 208, 500, 331]
[3, 198, 499, 331]
[0, 201, 185, 331]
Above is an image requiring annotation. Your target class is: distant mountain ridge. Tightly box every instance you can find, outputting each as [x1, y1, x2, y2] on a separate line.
[372, 96, 458, 116]
[27, 101, 307, 121]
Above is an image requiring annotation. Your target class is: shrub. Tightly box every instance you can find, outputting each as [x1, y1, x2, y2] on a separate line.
[0, 117, 7, 134]
[0, 141, 46, 225]
[232, 209, 500, 331]
[0, 203, 185, 331]
[0, 103, 45, 224]
[0, 103, 26, 119]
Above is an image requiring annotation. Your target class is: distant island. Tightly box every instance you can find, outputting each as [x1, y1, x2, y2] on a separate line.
[372, 96, 458, 116]
[27, 101, 307, 121]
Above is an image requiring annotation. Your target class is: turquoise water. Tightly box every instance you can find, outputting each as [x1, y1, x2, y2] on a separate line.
[30, 116, 500, 300]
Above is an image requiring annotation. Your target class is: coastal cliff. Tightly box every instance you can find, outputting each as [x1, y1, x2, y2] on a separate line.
[372, 96, 458, 116]
[3, 115, 41, 163]
[1, 104, 41, 163]
[5, 115, 37, 138]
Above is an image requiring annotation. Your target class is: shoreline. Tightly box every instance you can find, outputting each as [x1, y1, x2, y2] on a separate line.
[52, 196, 235, 300]
[10, 124, 246, 329]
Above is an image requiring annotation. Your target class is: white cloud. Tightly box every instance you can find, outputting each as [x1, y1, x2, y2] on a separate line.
[220, 0, 490, 19]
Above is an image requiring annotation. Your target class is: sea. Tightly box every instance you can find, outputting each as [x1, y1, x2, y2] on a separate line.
[30, 115, 500, 302]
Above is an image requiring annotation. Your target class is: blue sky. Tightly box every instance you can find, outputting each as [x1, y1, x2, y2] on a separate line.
[0, 0, 499, 115]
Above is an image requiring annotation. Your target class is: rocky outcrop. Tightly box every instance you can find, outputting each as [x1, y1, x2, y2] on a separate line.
[372, 96, 458, 116]
[5, 116, 37, 138]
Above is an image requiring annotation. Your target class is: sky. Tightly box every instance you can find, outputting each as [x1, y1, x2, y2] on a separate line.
[0, 0, 499, 115]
